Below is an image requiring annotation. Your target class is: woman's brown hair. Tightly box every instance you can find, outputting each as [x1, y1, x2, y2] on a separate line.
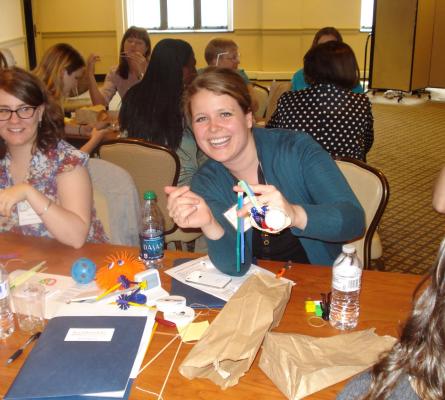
[182, 67, 252, 126]
[0, 67, 64, 158]
[304, 41, 360, 90]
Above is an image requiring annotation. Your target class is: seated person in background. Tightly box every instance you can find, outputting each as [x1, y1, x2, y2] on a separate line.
[202, 38, 258, 113]
[292, 27, 364, 94]
[165, 68, 365, 275]
[432, 165, 445, 213]
[33, 43, 109, 154]
[337, 237, 445, 400]
[0, 51, 8, 69]
[87, 26, 151, 108]
[119, 38, 206, 187]
[0, 68, 107, 247]
[267, 41, 374, 161]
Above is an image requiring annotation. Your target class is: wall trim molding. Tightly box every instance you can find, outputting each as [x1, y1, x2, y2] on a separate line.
[0, 36, 26, 47]
[40, 31, 116, 39]
[235, 28, 365, 36]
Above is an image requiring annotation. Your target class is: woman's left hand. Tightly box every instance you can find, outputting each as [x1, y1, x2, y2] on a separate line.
[233, 183, 308, 230]
[0, 184, 29, 217]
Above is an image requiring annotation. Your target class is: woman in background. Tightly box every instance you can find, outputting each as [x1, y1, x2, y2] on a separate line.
[119, 38, 205, 187]
[34, 43, 108, 153]
[165, 68, 364, 275]
[338, 237, 445, 400]
[87, 26, 151, 107]
[267, 41, 374, 161]
[0, 67, 107, 247]
[291, 26, 364, 94]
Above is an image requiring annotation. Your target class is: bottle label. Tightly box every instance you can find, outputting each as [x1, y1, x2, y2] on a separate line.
[0, 281, 8, 300]
[140, 235, 164, 261]
[332, 266, 362, 292]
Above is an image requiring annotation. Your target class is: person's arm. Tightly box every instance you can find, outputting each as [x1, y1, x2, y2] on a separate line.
[0, 166, 93, 248]
[86, 54, 108, 106]
[433, 166, 445, 213]
[79, 128, 108, 154]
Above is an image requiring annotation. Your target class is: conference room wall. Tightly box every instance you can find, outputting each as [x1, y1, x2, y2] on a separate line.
[0, 0, 28, 69]
[27, 0, 367, 79]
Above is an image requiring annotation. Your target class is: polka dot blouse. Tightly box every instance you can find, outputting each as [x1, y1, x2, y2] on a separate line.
[266, 83, 374, 161]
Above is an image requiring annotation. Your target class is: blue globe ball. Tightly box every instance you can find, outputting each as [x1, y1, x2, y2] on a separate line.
[71, 258, 96, 284]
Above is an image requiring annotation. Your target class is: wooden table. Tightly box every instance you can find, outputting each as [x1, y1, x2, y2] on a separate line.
[0, 233, 422, 399]
[64, 129, 120, 151]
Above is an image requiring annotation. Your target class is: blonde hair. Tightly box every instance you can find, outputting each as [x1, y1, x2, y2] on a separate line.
[33, 43, 85, 101]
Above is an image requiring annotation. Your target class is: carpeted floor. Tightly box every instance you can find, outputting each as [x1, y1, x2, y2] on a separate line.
[367, 100, 445, 274]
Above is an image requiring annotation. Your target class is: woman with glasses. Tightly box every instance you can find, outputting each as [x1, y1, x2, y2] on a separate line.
[203, 38, 258, 113]
[34, 43, 109, 154]
[0, 67, 107, 247]
[165, 68, 365, 275]
[87, 26, 151, 107]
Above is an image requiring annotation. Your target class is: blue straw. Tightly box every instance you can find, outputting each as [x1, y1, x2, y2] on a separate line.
[238, 180, 261, 209]
[236, 192, 243, 272]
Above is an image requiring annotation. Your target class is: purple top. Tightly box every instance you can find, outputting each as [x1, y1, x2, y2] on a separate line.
[100, 66, 142, 105]
[0, 140, 108, 243]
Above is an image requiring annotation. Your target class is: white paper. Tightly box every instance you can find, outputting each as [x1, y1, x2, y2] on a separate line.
[65, 328, 114, 342]
[165, 255, 295, 302]
[17, 200, 42, 226]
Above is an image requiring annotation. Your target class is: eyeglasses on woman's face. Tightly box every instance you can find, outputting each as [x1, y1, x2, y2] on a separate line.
[0, 106, 38, 121]
[216, 51, 241, 66]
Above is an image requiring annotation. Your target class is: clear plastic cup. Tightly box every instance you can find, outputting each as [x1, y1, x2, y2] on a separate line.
[12, 283, 45, 332]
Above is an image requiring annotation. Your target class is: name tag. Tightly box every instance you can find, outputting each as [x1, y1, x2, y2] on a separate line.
[65, 328, 115, 342]
[17, 201, 42, 226]
[223, 201, 251, 232]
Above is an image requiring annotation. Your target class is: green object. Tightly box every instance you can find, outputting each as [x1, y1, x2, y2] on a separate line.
[315, 304, 323, 317]
[144, 191, 156, 200]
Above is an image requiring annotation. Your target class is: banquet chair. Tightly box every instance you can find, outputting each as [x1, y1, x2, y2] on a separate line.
[335, 157, 389, 269]
[264, 80, 291, 123]
[98, 138, 202, 249]
[87, 158, 140, 246]
[252, 83, 269, 120]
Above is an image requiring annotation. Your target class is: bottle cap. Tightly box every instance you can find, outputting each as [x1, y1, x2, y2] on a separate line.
[342, 244, 356, 254]
[144, 191, 157, 200]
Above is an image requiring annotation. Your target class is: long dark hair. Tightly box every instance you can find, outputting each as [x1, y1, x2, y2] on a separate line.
[116, 26, 151, 80]
[363, 238, 445, 399]
[119, 38, 194, 151]
[0, 67, 64, 159]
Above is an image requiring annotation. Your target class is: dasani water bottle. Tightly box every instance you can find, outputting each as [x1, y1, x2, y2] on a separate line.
[140, 191, 164, 268]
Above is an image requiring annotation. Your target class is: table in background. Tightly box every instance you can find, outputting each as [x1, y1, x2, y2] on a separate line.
[0, 233, 422, 399]
[64, 129, 120, 151]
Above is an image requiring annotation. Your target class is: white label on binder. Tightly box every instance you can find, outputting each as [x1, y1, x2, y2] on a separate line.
[65, 328, 114, 341]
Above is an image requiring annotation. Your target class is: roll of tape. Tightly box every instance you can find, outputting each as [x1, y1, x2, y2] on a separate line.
[164, 306, 195, 327]
[155, 295, 186, 313]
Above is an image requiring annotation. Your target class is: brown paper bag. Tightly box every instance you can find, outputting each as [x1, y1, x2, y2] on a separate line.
[259, 329, 397, 399]
[179, 273, 292, 388]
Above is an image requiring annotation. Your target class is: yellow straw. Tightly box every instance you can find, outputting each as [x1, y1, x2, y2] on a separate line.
[9, 261, 47, 290]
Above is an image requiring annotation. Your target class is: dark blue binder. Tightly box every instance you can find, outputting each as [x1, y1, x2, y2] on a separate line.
[5, 316, 146, 399]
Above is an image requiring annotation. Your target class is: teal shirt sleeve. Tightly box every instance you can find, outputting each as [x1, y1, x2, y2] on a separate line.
[291, 69, 309, 91]
[237, 69, 250, 84]
[352, 82, 365, 94]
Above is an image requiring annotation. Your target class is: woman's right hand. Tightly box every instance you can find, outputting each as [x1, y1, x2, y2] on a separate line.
[165, 186, 224, 240]
[86, 54, 100, 77]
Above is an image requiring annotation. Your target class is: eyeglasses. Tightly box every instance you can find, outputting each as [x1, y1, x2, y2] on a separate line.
[216, 52, 241, 66]
[0, 106, 38, 121]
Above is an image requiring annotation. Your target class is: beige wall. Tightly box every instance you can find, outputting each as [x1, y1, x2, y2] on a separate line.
[0, 0, 28, 68]
[31, 0, 369, 79]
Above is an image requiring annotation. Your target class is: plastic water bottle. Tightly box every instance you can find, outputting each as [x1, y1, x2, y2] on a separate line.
[329, 244, 363, 330]
[140, 191, 164, 268]
[0, 264, 15, 339]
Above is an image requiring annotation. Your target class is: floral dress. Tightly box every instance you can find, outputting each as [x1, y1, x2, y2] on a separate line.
[0, 140, 108, 243]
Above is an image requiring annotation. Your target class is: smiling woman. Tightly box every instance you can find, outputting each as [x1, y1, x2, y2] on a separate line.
[0, 67, 107, 248]
[165, 67, 365, 275]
